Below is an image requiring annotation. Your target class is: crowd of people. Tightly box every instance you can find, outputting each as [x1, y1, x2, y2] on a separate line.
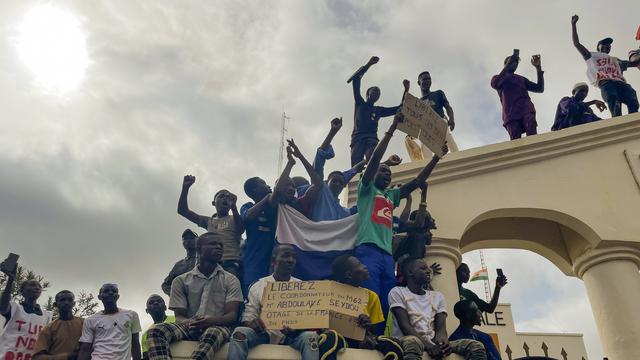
[1, 14, 639, 360]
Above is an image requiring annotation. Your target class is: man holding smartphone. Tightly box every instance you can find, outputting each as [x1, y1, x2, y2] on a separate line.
[491, 49, 545, 140]
[0, 255, 53, 360]
[456, 263, 508, 314]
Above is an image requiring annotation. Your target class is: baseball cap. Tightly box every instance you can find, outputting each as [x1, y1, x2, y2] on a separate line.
[182, 229, 198, 240]
[597, 37, 613, 47]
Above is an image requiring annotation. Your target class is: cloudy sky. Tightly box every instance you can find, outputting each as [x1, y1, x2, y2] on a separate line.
[1, 1, 638, 358]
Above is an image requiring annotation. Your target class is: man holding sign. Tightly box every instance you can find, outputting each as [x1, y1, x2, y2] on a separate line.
[228, 244, 319, 360]
[319, 255, 402, 360]
[405, 71, 459, 161]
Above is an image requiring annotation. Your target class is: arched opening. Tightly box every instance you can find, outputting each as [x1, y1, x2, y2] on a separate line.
[460, 208, 601, 276]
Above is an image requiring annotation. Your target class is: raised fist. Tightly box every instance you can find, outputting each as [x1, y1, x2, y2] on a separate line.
[368, 56, 379, 66]
[386, 154, 402, 166]
[571, 14, 579, 25]
[403, 79, 410, 92]
[183, 175, 196, 188]
[330, 117, 343, 132]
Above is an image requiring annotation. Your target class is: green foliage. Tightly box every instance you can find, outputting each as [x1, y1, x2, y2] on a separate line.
[44, 290, 99, 319]
[0, 265, 50, 301]
[2, 265, 98, 319]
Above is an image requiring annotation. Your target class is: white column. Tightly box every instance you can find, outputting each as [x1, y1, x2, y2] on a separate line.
[426, 237, 462, 332]
[573, 246, 640, 360]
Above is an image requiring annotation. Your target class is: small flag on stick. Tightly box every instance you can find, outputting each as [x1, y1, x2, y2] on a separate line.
[470, 268, 489, 282]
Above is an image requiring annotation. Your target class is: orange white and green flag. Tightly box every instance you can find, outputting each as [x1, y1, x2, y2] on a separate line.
[470, 268, 489, 282]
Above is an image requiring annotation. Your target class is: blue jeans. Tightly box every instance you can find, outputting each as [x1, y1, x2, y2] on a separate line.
[228, 327, 319, 360]
[354, 244, 396, 335]
[600, 80, 639, 117]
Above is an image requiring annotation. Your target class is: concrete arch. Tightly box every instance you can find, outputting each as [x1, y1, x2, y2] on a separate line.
[460, 208, 601, 276]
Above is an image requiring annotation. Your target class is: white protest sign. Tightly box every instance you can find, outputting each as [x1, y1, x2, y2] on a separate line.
[399, 92, 448, 157]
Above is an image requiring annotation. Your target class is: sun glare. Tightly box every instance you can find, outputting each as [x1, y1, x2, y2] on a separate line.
[16, 4, 89, 94]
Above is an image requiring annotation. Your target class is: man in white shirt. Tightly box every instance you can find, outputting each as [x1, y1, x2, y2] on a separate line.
[78, 284, 142, 360]
[227, 244, 318, 360]
[389, 258, 486, 360]
[0, 261, 52, 360]
[571, 14, 638, 117]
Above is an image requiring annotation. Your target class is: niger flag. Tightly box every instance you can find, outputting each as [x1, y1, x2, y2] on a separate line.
[470, 268, 489, 282]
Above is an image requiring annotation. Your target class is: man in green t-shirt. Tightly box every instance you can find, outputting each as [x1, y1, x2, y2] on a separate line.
[456, 263, 507, 314]
[354, 101, 448, 334]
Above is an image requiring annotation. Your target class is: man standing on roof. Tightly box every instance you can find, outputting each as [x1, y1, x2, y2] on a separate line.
[348, 56, 409, 166]
[571, 15, 638, 117]
[491, 50, 544, 140]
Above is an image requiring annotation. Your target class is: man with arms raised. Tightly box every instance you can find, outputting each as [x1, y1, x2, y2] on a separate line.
[0, 260, 52, 360]
[78, 284, 142, 360]
[146, 232, 243, 360]
[33, 290, 84, 360]
[178, 177, 244, 279]
[355, 108, 447, 334]
[491, 51, 544, 140]
[349, 56, 409, 166]
[227, 244, 318, 360]
[571, 14, 638, 116]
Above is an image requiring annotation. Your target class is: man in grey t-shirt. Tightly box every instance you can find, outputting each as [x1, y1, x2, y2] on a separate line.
[178, 175, 244, 279]
[146, 232, 243, 360]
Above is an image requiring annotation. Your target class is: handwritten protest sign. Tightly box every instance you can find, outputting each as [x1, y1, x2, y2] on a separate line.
[260, 280, 368, 340]
[399, 92, 448, 157]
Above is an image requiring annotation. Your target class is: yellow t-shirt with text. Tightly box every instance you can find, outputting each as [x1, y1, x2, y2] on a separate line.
[364, 289, 384, 325]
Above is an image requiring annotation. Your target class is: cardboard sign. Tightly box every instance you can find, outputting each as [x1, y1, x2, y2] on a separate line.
[399, 92, 448, 157]
[260, 280, 368, 340]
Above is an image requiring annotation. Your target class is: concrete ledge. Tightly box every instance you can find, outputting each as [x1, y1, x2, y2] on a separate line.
[170, 341, 464, 360]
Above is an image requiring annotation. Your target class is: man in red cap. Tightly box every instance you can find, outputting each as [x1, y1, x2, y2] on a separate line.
[571, 15, 638, 117]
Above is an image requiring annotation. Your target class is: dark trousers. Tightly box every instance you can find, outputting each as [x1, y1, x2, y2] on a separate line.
[350, 137, 379, 166]
[600, 81, 639, 117]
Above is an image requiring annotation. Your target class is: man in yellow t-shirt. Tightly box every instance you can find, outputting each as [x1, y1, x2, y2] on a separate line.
[140, 295, 175, 359]
[319, 255, 402, 360]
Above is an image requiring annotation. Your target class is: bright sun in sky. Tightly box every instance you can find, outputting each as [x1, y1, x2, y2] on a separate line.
[16, 4, 89, 94]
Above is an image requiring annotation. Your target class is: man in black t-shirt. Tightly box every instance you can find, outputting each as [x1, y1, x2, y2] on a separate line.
[418, 71, 455, 130]
[405, 71, 459, 160]
[349, 56, 409, 166]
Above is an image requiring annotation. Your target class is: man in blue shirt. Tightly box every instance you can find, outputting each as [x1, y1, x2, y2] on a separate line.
[240, 176, 276, 295]
[241, 140, 322, 292]
[450, 300, 502, 360]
